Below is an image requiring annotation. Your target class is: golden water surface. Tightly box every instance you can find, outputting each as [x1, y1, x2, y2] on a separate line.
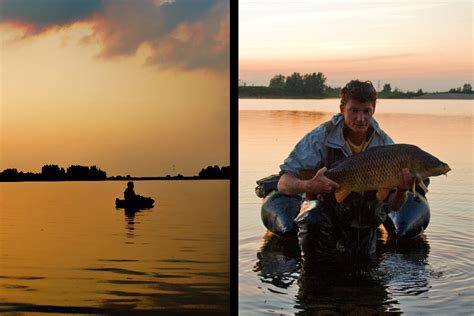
[0, 180, 229, 314]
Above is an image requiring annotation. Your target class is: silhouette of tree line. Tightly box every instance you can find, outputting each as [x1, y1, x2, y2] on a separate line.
[0, 164, 230, 181]
[239, 72, 473, 98]
[377, 83, 425, 98]
[448, 83, 472, 94]
[0, 164, 107, 181]
[198, 165, 230, 179]
[239, 72, 335, 98]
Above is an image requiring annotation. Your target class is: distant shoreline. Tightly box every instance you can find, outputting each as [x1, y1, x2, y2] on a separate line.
[239, 93, 474, 100]
[0, 164, 230, 182]
[413, 93, 474, 100]
[0, 177, 228, 182]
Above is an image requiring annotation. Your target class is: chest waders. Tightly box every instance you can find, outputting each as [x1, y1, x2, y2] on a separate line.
[296, 138, 389, 262]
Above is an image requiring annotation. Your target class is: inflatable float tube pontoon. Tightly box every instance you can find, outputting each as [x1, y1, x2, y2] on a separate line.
[115, 197, 155, 210]
[256, 175, 430, 239]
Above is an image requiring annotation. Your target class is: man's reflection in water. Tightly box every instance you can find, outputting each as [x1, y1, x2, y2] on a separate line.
[253, 231, 301, 289]
[377, 230, 432, 297]
[121, 207, 153, 238]
[124, 208, 139, 238]
[254, 228, 431, 314]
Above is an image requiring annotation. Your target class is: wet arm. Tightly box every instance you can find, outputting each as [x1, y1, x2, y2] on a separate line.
[277, 173, 309, 195]
[277, 168, 339, 196]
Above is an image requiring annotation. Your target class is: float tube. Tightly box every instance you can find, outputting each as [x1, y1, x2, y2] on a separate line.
[383, 192, 430, 238]
[256, 175, 430, 239]
[115, 197, 155, 210]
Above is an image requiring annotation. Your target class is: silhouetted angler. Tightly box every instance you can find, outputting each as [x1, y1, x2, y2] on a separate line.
[124, 181, 138, 201]
[116, 181, 155, 210]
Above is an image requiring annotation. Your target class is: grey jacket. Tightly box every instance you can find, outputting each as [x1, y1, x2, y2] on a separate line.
[280, 113, 394, 176]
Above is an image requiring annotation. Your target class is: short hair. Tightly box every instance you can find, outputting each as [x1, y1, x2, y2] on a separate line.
[127, 181, 134, 187]
[340, 80, 377, 108]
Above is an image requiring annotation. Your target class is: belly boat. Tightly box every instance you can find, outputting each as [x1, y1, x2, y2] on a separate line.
[256, 175, 430, 239]
[115, 197, 155, 210]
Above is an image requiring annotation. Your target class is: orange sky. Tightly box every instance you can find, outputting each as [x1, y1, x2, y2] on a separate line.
[0, 1, 229, 176]
[239, 1, 472, 92]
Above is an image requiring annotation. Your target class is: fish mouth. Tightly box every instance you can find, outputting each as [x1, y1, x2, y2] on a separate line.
[442, 164, 451, 175]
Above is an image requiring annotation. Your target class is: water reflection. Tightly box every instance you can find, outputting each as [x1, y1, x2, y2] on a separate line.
[0, 181, 229, 314]
[378, 234, 433, 298]
[253, 232, 300, 289]
[254, 230, 432, 314]
[82, 258, 229, 314]
[124, 208, 144, 238]
[97, 278, 230, 314]
[116, 206, 154, 238]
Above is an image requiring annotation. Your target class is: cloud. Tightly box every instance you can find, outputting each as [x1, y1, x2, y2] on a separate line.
[0, 0, 229, 71]
[144, 1, 229, 70]
[0, 0, 103, 31]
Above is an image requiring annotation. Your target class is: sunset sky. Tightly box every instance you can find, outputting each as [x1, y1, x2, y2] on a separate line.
[0, 0, 229, 176]
[239, 0, 472, 92]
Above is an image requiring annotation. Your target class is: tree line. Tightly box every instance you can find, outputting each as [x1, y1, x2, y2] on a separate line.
[239, 72, 473, 98]
[377, 83, 425, 98]
[198, 165, 230, 179]
[0, 164, 230, 181]
[448, 83, 472, 94]
[239, 72, 338, 98]
[0, 165, 107, 181]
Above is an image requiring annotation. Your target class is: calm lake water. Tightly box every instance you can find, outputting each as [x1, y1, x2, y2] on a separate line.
[239, 98, 473, 315]
[0, 180, 229, 314]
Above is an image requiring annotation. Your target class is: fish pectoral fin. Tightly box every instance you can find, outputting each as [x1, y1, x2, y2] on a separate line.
[418, 180, 429, 194]
[376, 188, 390, 201]
[334, 189, 351, 203]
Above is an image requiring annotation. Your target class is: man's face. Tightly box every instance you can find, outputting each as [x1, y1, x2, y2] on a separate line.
[340, 99, 375, 134]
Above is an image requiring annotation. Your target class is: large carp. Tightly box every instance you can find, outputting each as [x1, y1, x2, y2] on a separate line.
[299, 144, 450, 203]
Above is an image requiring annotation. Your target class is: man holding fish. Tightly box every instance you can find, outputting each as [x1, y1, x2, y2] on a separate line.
[277, 80, 450, 261]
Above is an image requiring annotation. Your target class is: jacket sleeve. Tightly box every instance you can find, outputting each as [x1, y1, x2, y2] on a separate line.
[280, 126, 327, 177]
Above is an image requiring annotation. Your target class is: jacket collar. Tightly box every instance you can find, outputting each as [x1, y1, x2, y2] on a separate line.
[325, 113, 383, 155]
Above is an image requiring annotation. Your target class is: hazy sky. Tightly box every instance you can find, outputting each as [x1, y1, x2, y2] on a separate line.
[239, 0, 472, 92]
[0, 0, 229, 176]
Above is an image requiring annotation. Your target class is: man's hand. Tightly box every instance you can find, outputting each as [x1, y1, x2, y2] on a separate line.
[397, 167, 421, 192]
[277, 167, 339, 196]
[304, 167, 340, 194]
[388, 168, 421, 210]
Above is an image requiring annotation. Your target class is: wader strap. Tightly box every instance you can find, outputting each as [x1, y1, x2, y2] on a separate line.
[326, 147, 345, 168]
[320, 120, 346, 168]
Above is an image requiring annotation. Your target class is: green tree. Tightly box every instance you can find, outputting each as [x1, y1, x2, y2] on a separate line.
[285, 72, 304, 95]
[382, 83, 392, 93]
[462, 83, 472, 93]
[303, 72, 326, 96]
[269, 74, 285, 88]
